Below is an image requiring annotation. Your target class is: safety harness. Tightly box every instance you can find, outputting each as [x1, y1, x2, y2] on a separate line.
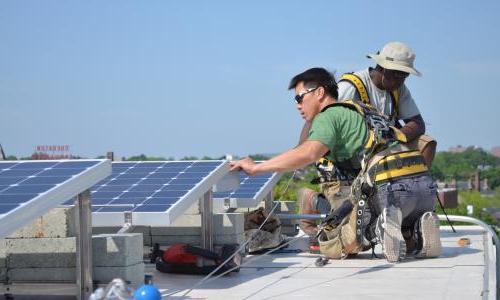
[313, 73, 401, 185]
[339, 73, 401, 121]
[317, 100, 429, 256]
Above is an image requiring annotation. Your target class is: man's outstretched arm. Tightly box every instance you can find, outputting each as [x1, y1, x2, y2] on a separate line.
[230, 140, 329, 176]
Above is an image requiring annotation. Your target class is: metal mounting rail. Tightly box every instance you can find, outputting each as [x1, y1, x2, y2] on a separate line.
[437, 215, 498, 300]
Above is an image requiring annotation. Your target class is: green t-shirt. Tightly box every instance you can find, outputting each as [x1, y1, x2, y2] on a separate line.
[308, 105, 367, 162]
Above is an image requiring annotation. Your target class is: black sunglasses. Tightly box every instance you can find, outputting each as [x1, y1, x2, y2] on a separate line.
[384, 69, 409, 80]
[294, 87, 318, 104]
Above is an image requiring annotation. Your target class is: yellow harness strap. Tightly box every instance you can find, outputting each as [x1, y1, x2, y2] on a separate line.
[390, 90, 400, 120]
[340, 74, 370, 105]
[341, 73, 401, 121]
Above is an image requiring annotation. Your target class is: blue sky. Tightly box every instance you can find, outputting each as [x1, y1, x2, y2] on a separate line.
[1, 1, 499, 159]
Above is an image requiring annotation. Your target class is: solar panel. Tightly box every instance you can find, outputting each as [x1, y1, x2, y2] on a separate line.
[87, 160, 230, 226]
[0, 159, 111, 239]
[213, 171, 282, 208]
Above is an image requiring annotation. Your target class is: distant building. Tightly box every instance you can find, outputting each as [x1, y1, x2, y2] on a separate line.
[491, 146, 500, 158]
[448, 145, 468, 153]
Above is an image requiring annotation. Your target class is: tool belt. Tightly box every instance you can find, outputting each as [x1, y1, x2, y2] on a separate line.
[317, 197, 372, 259]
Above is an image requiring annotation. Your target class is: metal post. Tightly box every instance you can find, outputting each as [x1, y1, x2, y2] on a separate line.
[276, 213, 327, 220]
[117, 211, 133, 234]
[200, 190, 214, 251]
[75, 190, 93, 300]
[264, 191, 273, 215]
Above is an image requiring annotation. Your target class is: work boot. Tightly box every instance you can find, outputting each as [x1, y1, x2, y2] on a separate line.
[415, 212, 442, 258]
[375, 206, 406, 263]
[298, 188, 319, 236]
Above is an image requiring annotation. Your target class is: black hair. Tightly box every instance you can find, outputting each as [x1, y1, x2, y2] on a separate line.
[288, 67, 338, 99]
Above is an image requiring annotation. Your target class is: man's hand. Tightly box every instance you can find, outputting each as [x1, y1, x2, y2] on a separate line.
[230, 157, 258, 176]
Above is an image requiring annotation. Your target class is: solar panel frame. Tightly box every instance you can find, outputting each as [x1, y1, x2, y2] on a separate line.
[0, 159, 111, 239]
[213, 171, 282, 208]
[91, 160, 230, 226]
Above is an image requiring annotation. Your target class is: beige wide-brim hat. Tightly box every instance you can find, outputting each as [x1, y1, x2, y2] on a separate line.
[367, 41, 422, 77]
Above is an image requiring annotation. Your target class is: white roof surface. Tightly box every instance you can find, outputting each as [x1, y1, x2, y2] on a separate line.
[151, 226, 496, 299]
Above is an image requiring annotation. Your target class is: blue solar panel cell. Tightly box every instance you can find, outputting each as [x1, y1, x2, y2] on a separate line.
[162, 184, 195, 191]
[0, 169, 41, 177]
[2, 184, 57, 194]
[115, 172, 150, 179]
[212, 170, 281, 208]
[0, 177, 24, 185]
[93, 191, 123, 199]
[0, 160, 110, 239]
[10, 162, 58, 169]
[0, 204, 20, 214]
[0, 194, 39, 204]
[118, 191, 153, 199]
[128, 184, 164, 192]
[97, 185, 130, 192]
[139, 178, 171, 185]
[143, 197, 180, 205]
[154, 190, 189, 198]
[168, 178, 202, 185]
[22, 176, 72, 185]
[38, 168, 89, 176]
[146, 172, 177, 179]
[91, 198, 112, 205]
[106, 179, 139, 185]
[109, 198, 144, 205]
[176, 172, 208, 179]
[0, 163, 19, 169]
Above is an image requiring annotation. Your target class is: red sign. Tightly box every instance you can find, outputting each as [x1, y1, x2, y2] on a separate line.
[32, 145, 72, 160]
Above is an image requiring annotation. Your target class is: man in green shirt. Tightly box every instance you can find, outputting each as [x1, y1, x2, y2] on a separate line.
[231, 67, 441, 262]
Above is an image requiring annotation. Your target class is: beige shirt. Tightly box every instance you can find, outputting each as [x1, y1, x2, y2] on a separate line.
[337, 68, 421, 123]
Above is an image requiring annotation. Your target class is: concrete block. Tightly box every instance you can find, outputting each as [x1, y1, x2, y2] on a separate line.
[93, 226, 152, 246]
[92, 233, 143, 267]
[7, 237, 76, 268]
[7, 263, 144, 288]
[0, 239, 7, 268]
[154, 213, 244, 235]
[7, 207, 76, 238]
[7, 234, 143, 268]
[8, 267, 75, 282]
